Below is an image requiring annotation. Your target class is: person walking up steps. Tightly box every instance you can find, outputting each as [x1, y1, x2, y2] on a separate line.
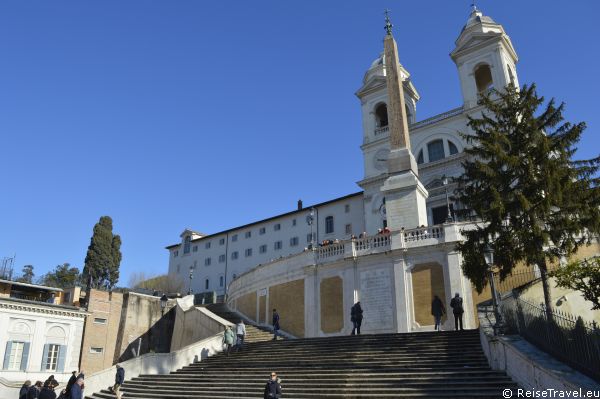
[223, 325, 235, 355]
[235, 319, 246, 351]
[350, 301, 363, 335]
[431, 295, 446, 331]
[450, 292, 464, 331]
[272, 309, 281, 340]
[109, 364, 125, 399]
[263, 372, 282, 399]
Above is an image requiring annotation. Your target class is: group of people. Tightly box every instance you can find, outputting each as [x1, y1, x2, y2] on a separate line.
[223, 309, 283, 354]
[431, 292, 465, 331]
[18, 365, 124, 399]
[19, 372, 83, 399]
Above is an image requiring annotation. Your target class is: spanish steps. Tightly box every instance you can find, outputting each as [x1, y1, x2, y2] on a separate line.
[86, 304, 518, 399]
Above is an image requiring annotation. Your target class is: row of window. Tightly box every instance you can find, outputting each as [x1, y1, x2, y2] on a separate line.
[175, 215, 349, 258]
[2, 341, 66, 372]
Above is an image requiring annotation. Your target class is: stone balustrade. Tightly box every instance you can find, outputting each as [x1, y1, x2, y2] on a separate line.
[374, 125, 389, 136]
[402, 225, 445, 243]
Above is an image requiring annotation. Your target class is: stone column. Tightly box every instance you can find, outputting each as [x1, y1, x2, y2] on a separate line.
[303, 265, 319, 338]
[380, 28, 429, 238]
[392, 255, 410, 332]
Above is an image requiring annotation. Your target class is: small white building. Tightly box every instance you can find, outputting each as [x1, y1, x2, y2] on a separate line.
[0, 280, 86, 395]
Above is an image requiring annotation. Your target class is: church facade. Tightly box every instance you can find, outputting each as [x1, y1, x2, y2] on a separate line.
[166, 8, 519, 336]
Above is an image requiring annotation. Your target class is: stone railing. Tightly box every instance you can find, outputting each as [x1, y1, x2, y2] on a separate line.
[316, 242, 346, 260]
[374, 125, 389, 136]
[354, 234, 391, 255]
[402, 225, 444, 244]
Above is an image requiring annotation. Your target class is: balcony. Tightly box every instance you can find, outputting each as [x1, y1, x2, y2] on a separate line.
[374, 125, 389, 136]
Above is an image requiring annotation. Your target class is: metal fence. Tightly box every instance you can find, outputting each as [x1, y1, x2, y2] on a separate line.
[500, 295, 600, 382]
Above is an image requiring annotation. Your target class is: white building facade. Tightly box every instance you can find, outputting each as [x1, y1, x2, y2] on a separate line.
[0, 298, 86, 391]
[167, 8, 521, 335]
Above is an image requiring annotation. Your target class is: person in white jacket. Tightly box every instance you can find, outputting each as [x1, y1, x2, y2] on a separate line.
[235, 320, 246, 352]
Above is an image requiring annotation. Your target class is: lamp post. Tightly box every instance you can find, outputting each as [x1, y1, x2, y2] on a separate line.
[160, 294, 168, 316]
[442, 177, 454, 223]
[484, 244, 503, 335]
[306, 208, 315, 250]
[188, 266, 194, 296]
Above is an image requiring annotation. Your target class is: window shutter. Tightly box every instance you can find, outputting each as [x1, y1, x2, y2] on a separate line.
[20, 342, 30, 371]
[3, 341, 12, 370]
[41, 344, 49, 371]
[56, 345, 66, 372]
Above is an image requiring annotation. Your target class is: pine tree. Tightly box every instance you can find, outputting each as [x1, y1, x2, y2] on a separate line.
[17, 265, 34, 284]
[455, 84, 600, 318]
[82, 216, 122, 293]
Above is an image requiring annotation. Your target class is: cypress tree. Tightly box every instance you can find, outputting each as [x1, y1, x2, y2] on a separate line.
[455, 84, 600, 318]
[82, 216, 122, 293]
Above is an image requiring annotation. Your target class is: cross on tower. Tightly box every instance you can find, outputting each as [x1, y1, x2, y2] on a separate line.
[384, 9, 393, 35]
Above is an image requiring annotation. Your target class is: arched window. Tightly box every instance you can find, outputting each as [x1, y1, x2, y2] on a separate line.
[427, 140, 445, 163]
[417, 150, 424, 165]
[507, 65, 515, 86]
[448, 141, 459, 155]
[375, 104, 388, 128]
[475, 64, 493, 93]
[325, 216, 334, 234]
[183, 236, 191, 254]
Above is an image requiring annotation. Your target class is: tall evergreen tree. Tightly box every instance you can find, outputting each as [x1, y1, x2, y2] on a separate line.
[17, 265, 34, 284]
[82, 216, 122, 292]
[455, 84, 600, 317]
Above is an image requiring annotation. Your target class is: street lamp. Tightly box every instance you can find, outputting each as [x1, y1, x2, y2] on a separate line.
[188, 266, 194, 296]
[306, 207, 315, 250]
[484, 244, 503, 335]
[160, 294, 168, 315]
[442, 177, 454, 223]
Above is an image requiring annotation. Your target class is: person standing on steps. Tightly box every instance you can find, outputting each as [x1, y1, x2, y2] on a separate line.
[223, 325, 235, 355]
[27, 381, 42, 399]
[272, 309, 281, 340]
[110, 364, 125, 399]
[235, 319, 246, 351]
[263, 372, 282, 399]
[69, 378, 83, 399]
[63, 371, 77, 398]
[350, 301, 363, 335]
[450, 292, 464, 331]
[431, 295, 446, 331]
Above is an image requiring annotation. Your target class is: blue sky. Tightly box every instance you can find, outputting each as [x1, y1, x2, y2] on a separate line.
[1, 1, 599, 286]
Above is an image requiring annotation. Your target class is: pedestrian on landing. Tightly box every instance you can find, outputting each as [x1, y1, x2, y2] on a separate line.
[235, 319, 246, 351]
[350, 301, 363, 335]
[63, 371, 77, 398]
[223, 325, 235, 355]
[39, 380, 58, 399]
[109, 364, 125, 399]
[431, 295, 446, 331]
[263, 372, 282, 399]
[69, 378, 83, 399]
[272, 309, 281, 340]
[19, 380, 31, 399]
[450, 292, 464, 331]
[27, 381, 42, 399]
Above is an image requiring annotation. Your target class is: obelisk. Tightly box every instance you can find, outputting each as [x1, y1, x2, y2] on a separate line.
[380, 11, 429, 242]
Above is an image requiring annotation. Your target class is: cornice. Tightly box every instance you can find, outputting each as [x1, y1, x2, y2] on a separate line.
[0, 299, 88, 319]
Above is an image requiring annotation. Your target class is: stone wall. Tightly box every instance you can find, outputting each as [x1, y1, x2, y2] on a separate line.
[235, 291, 256, 321]
[269, 279, 305, 337]
[320, 276, 344, 333]
[79, 290, 124, 374]
[411, 262, 446, 326]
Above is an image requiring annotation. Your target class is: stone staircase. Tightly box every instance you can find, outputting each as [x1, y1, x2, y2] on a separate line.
[86, 327, 518, 398]
[204, 303, 277, 343]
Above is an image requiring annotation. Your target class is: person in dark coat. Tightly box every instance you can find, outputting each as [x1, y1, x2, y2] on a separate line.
[38, 380, 58, 399]
[431, 295, 446, 331]
[263, 372, 282, 399]
[27, 381, 42, 399]
[350, 301, 363, 335]
[19, 380, 31, 399]
[69, 378, 83, 399]
[272, 309, 281, 340]
[63, 371, 77, 398]
[450, 292, 464, 331]
[110, 364, 125, 399]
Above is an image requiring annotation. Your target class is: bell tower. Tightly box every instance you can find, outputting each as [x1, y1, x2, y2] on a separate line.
[451, 6, 519, 109]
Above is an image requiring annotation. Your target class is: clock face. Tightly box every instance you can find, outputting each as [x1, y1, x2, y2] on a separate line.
[373, 149, 390, 171]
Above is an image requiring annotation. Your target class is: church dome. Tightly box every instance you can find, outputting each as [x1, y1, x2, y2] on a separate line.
[461, 7, 497, 33]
